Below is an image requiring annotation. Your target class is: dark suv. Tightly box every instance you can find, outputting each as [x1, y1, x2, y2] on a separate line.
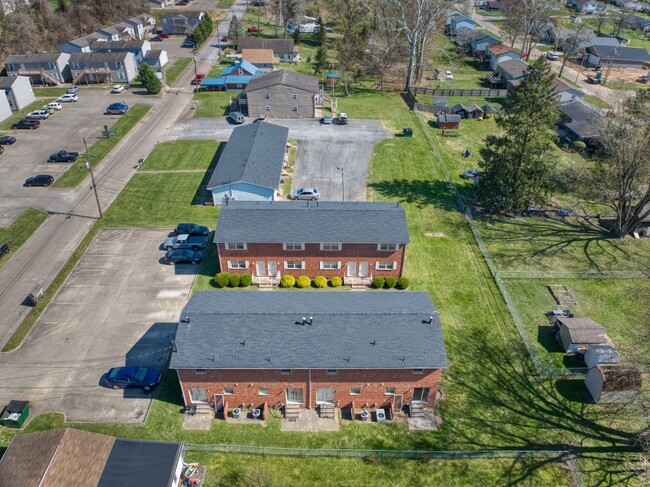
[174, 223, 209, 236]
[12, 119, 40, 130]
[48, 150, 79, 163]
[24, 174, 54, 187]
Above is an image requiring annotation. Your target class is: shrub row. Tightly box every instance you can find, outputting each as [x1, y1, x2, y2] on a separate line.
[214, 272, 252, 288]
[280, 275, 343, 288]
[372, 276, 409, 289]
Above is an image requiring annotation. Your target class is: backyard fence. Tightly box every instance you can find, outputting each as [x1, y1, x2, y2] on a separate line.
[409, 87, 507, 97]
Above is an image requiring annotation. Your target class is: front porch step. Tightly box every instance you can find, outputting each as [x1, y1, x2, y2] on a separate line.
[409, 403, 425, 418]
[194, 404, 213, 415]
[284, 404, 300, 419]
[319, 404, 335, 419]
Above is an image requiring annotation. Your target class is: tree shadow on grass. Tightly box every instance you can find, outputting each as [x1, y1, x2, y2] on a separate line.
[192, 142, 225, 205]
[368, 179, 461, 212]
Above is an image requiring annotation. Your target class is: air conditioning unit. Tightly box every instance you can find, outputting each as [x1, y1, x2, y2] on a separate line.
[360, 410, 370, 422]
[376, 408, 386, 423]
[232, 408, 241, 418]
[252, 408, 261, 419]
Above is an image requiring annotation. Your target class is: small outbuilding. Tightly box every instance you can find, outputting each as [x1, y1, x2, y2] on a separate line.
[582, 345, 620, 368]
[554, 317, 611, 353]
[437, 113, 461, 130]
[585, 365, 642, 404]
[465, 103, 485, 120]
[450, 103, 468, 118]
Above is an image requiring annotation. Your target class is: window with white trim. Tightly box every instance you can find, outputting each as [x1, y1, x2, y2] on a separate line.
[280, 369, 292, 375]
[227, 260, 248, 269]
[118, 72, 125, 80]
[284, 261, 304, 270]
[326, 369, 338, 375]
[385, 387, 396, 395]
[265, 93, 271, 99]
[291, 93, 298, 99]
[378, 243, 398, 251]
[265, 105, 271, 112]
[412, 368, 424, 374]
[226, 242, 247, 250]
[258, 387, 270, 396]
[283, 242, 304, 251]
[292, 106, 298, 112]
[224, 387, 235, 395]
[195, 369, 206, 374]
[320, 242, 341, 251]
[350, 387, 361, 395]
[320, 261, 341, 270]
[376, 261, 397, 271]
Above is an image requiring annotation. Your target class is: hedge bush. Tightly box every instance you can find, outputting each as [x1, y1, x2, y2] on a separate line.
[396, 277, 409, 289]
[372, 277, 385, 289]
[330, 276, 343, 287]
[280, 275, 296, 288]
[571, 140, 586, 151]
[385, 276, 397, 288]
[314, 276, 327, 288]
[296, 276, 311, 288]
[215, 272, 230, 288]
[240, 274, 252, 287]
[228, 274, 241, 288]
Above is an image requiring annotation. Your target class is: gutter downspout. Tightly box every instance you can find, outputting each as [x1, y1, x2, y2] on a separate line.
[308, 368, 312, 409]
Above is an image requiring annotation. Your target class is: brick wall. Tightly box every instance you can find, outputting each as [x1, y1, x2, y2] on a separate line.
[217, 243, 406, 279]
[177, 368, 442, 410]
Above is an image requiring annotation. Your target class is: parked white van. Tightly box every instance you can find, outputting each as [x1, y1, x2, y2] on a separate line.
[229, 111, 245, 124]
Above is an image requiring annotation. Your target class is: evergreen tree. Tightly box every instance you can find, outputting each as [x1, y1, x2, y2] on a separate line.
[315, 16, 327, 45]
[138, 64, 161, 94]
[477, 57, 558, 213]
[229, 16, 242, 41]
[313, 46, 328, 74]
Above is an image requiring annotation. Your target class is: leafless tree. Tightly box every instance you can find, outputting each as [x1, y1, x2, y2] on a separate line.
[501, 0, 562, 59]
[612, 6, 633, 38]
[557, 22, 589, 78]
[594, 10, 609, 34]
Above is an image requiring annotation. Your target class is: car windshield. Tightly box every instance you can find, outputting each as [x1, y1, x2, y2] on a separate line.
[109, 368, 120, 379]
[135, 367, 148, 382]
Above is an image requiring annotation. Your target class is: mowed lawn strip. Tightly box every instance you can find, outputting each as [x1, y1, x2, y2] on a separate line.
[142, 140, 222, 171]
[0, 208, 49, 270]
[165, 57, 192, 86]
[193, 92, 233, 118]
[53, 105, 151, 188]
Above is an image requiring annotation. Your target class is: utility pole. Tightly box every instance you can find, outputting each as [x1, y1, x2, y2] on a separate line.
[336, 166, 345, 202]
[193, 55, 198, 93]
[83, 138, 103, 219]
[257, 0, 261, 33]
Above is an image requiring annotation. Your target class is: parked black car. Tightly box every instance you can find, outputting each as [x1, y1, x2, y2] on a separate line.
[47, 150, 80, 163]
[12, 119, 40, 130]
[24, 174, 54, 187]
[0, 135, 16, 144]
[174, 223, 210, 236]
[164, 249, 203, 265]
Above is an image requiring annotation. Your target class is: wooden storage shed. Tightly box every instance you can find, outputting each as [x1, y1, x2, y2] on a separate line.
[554, 317, 611, 353]
[437, 113, 461, 130]
[585, 366, 642, 404]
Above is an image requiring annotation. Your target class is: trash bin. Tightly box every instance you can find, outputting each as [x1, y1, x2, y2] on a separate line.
[403, 128, 413, 137]
[0, 400, 30, 428]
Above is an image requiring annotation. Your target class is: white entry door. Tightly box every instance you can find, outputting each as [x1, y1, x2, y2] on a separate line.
[268, 261, 278, 276]
[359, 262, 369, 277]
[256, 261, 266, 276]
[347, 262, 357, 277]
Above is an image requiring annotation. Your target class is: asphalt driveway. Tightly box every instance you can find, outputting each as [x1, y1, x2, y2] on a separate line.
[0, 229, 195, 423]
[167, 118, 391, 201]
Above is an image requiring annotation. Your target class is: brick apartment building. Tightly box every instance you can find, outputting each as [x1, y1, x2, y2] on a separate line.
[170, 291, 448, 412]
[214, 200, 409, 285]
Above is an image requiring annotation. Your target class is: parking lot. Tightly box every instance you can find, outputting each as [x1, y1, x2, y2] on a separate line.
[0, 229, 195, 423]
[168, 118, 390, 201]
[0, 88, 156, 227]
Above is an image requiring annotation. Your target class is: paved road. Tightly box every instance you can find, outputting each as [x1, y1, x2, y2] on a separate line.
[0, 230, 193, 422]
[0, 0, 249, 349]
[168, 118, 391, 201]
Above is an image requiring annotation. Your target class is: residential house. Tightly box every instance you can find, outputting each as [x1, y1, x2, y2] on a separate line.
[59, 33, 104, 54]
[482, 1, 505, 11]
[160, 11, 205, 35]
[585, 366, 642, 404]
[214, 201, 409, 283]
[487, 44, 523, 70]
[170, 291, 448, 414]
[531, 20, 556, 44]
[125, 14, 157, 40]
[91, 40, 151, 67]
[241, 49, 280, 72]
[237, 38, 300, 63]
[4, 53, 71, 85]
[568, 0, 606, 14]
[0, 428, 185, 487]
[487, 57, 529, 89]
[243, 70, 322, 118]
[206, 121, 289, 205]
[558, 99, 604, 144]
[437, 113, 461, 129]
[69, 52, 138, 84]
[584, 44, 650, 68]
[146, 0, 175, 7]
[143, 49, 169, 69]
[200, 59, 263, 91]
[562, 34, 620, 55]
[0, 91, 12, 123]
[470, 34, 501, 56]
[553, 78, 585, 104]
[622, 14, 650, 32]
[465, 103, 485, 119]
[0, 76, 35, 111]
[455, 28, 485, 48]
[553, 317, 612, 353]
[95, 26, 122, 41]
[221, 59, 262, 77]
[446, 13, 476, 37]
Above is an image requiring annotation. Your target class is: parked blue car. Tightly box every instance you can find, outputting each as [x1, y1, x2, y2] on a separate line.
[105, 102, 129, 115]
[104, 366, 161, 390]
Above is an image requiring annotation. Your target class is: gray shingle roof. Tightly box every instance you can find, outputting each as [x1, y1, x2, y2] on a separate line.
[70, 52, 130, 63]
[245, 69, 319, 94]
[587, 45, 650, 63]
[498, 58, 529, 78]
[5, 53, 63, 64]
[170, 291, 448, 370]
[91, 40, 145, 51]
[144, 49, 164, 59]
[214, 201, 410, 244]
[0, 76, 22, 88]
[207, 121, 288, 190]
[237, 37, 294, 54]
[438, 113, 461, 123]
[559, 100, 603, 139]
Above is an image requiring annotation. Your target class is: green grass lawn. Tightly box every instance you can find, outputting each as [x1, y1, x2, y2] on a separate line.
[142, 140, 222, 171]
[218, 0, 236, 7]
[0, 208, 49, 270]
[193, 92, 233, 117]
[582, 94, 612, 109]
[165, 57, 192, 86]
[53, 105, 150, 188]
[505, 278, 650, 369]
[32, 87, 68, 98]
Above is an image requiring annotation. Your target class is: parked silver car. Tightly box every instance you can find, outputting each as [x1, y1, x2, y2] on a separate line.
[291, 187, 320, 201]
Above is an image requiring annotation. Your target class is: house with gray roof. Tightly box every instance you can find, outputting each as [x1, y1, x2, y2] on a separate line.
[214, 200, 409, 284]
[142, 49, 169, 69]
[207, 121, 289, 205]
[91, 40, 151, 67]
[160, 11, 204, 35]
[237, 37, 300, 63]
[584, 44, 650, 68]
[70, 52, 138, 84]
[558, 99, 604, 144]
[170, 291, 448, 413]
[4, 52, 71, 85]
[243, 69, 322, 118]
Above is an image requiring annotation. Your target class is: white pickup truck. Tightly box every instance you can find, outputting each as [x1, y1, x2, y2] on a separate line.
[163, 234, 208, 251]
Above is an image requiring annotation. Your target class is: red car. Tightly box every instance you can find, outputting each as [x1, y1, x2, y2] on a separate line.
[191, 74, 206, 85]
[160, 33, 171, 39]
[221, 36, 229, 42]
[247, 26, 261, 33]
